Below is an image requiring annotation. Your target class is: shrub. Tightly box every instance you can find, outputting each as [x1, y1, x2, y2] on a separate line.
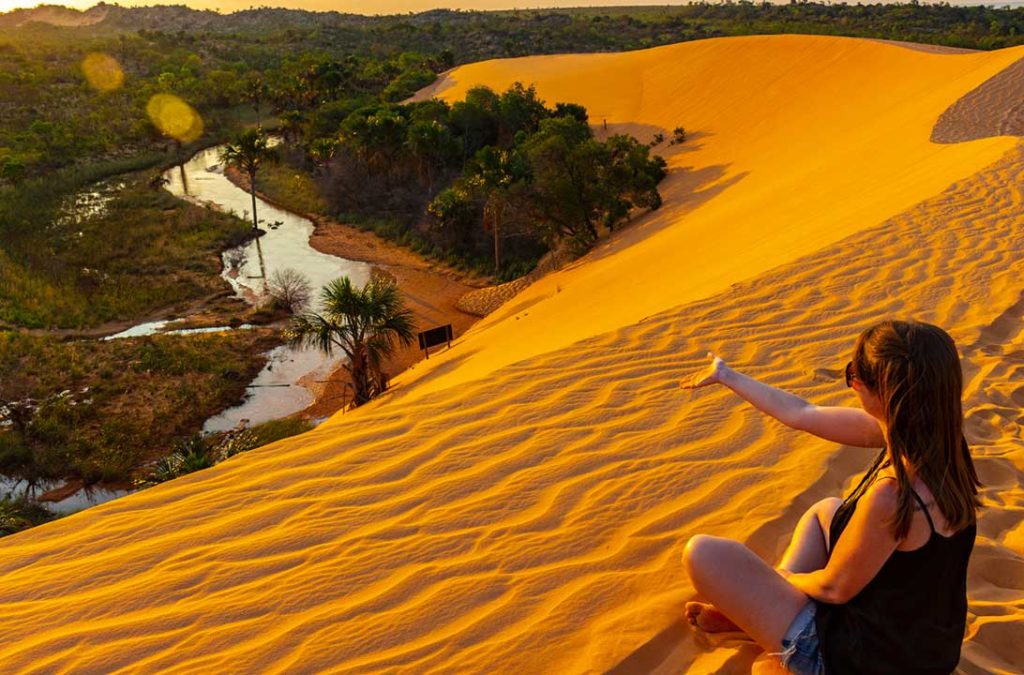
[268, 268, 312, 314]
[0, 495, 56, 537]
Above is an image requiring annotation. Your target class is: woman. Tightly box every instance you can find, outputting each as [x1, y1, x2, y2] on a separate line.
[680, 319, 980, 674]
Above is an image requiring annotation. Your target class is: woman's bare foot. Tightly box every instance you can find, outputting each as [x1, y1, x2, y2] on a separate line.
[685, 601, 742, 633]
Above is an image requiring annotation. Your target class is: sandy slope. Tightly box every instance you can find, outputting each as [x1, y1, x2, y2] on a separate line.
[0, 35, 1023, 674]
[396, 35, 1023, 402]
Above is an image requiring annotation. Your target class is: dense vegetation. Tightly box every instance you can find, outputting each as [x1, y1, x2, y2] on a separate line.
[5, 1, 1019, 288]
[137, 417, 313, 487]
[260, 84, 665, 278]
[0, 329, 279, 486]
[0, 415, 314, 537]
[0, 20, 446, 180]
[6, 2, 1024, 182]
[0, 174, 255, 329]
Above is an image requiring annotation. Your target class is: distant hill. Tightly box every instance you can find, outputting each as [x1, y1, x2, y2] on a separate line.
[7, 2, 1024, 54]
[0, 2, 407, 32]
[0, 3, 110, 27]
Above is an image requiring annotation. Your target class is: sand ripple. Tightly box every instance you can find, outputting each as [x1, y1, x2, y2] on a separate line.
[933, 56, 1024, 142]
[1, 37, 1023, 674]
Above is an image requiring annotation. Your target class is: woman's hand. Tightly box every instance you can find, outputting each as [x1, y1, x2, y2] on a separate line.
[682, 352, 730, 389]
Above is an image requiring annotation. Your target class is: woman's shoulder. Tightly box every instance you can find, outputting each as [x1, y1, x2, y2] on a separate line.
[861, 476, 900, 517]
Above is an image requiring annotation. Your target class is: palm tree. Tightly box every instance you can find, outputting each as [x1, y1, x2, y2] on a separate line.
[469, 146, 530, 275]
[221, 129, 278, 281]
[221, 128, 278, 232]
[306, 136, 338, 176]
[285, 276, 416, 407]
[244, 72, 268, 127]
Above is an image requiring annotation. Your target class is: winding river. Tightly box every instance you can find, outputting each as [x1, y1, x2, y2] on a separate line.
[4, 142, 371, 514]
[162, 144, 372, 432]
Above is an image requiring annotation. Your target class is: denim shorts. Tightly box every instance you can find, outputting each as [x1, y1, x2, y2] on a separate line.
[774, 601, 825, 675]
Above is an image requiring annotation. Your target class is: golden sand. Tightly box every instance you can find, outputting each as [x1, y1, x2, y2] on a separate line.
[0, 35, 1022, 673]
[397, 35, 1024, 401]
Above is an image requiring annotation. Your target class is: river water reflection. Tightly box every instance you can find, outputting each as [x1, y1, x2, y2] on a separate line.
[162, 144, 372, 431]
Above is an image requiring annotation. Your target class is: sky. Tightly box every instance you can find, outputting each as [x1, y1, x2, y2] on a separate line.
[0, 0, 1017, 15]
[1, 1, 704, 14]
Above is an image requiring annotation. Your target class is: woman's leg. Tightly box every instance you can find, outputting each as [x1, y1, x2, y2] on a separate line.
[777, 497, 843, 573]
[685, 497, 842, 633]
[683, 534, 809, 652]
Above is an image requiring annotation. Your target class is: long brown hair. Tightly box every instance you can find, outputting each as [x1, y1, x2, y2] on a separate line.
[848, 319, 981, 539]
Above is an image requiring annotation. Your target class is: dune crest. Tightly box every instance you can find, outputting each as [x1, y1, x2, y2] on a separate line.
[393, 35, 1024, 403]
[1, 35, 1023, 673]
[933, 56, 1024, 142]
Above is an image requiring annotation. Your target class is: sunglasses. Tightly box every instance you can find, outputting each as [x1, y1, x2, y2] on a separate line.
[845, 361, 855, 388]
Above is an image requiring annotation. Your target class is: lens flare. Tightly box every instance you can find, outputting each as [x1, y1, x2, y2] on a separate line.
[81, 52, 124, 92]
[146, 94, 204, 143]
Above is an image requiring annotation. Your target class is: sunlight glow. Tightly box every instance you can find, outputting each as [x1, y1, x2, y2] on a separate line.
[81, 52, 124, 92]
[146, 94, 204, 142]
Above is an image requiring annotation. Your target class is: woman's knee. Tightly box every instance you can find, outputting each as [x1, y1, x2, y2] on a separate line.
[816, 497, 843, 512]
[814, 497, 843, 525]
[684, 534, 729, 580]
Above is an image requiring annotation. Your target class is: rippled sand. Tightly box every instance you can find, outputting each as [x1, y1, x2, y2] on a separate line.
[1, 35, 1022, 673]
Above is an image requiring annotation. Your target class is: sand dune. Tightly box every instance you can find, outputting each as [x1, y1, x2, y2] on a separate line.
[1, 35, 1023, 673]
[396, 35, 1024, 401]
[933, 56, 1024, 142]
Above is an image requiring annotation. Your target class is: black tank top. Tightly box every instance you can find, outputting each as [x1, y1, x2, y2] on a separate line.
[814, 457, 976, 674]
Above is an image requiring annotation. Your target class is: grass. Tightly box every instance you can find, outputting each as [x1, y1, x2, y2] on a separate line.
[0, 173, 254, 329]
[137, 417, 315, 487]
[0, 329, 281, 485]
[254, 162, 328, 215]
[0, 495, 58, 537]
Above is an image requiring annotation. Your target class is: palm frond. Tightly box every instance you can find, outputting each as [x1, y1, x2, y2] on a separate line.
[295, 274, 417, 406]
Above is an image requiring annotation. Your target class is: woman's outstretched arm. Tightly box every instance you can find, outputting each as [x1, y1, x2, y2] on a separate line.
[682, 352, 885, 448]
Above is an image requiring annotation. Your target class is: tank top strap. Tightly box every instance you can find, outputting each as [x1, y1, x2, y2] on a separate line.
[910, 488, 936, 534]
[872, 476, 937, 535]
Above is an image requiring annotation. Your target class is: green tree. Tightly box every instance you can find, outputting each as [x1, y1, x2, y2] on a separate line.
[554, 102, 589, 124]
[221, 128, 279, 232]
[406, 119, 459, 192]
[466, 145, 531, 274]
[519, 115, 599, 249]
[449, 86, 500, 166]
[522, 117, 665, 253]
[599, 134, 667, 228]
[1, 156, 26, 185]
[497, 82, 549, 145]
[306, 136, 338, 175]
[427, 182, 480, 250]
[341, 104, 409, 187]
[243, 72, 269, 127]
[285, 276, 416, 407]
[220, 128, 278, 280]
[279, 110, 307, 145]
[206, 69, 240, 107]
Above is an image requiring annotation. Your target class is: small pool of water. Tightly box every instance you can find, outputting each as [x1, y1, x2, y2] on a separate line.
[0, 476, 132, 515]
[103, 321, 255, 341]
[56, 179, 125, 228]
[203, 344, 343, 432]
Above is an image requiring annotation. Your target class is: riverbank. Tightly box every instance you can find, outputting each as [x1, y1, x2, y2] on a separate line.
[0, 328, 280, 485]
[0, 146, 311, 523]
[224, 165, 490, 419]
